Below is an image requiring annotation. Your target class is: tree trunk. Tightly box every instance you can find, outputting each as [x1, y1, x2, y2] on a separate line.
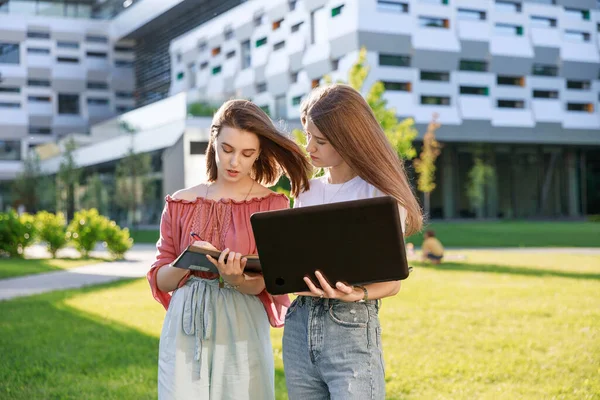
[424, 192, 431, 218]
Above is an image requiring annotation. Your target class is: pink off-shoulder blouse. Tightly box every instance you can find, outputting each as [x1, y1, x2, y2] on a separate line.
[147, 192, 291, 327]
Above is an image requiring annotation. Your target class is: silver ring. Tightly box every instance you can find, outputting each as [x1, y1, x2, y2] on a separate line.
[319, 291, 324, 298]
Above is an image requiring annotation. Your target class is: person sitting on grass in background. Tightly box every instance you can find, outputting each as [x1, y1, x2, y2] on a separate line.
[421, 230, 444, 264]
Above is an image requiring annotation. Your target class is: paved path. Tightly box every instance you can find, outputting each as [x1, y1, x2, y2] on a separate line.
[0, 244, 156, 302]
[1, 246, 598, 302]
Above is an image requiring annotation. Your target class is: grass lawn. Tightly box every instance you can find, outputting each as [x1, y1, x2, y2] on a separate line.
[0, 258, 105, 280]
[131, 221, 600, 248]
[0, 251, 599, 399]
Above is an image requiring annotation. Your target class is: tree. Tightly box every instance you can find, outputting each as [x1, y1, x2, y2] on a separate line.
[80, 173, 109, 216]
[57, 138, 80, 221]
[466, 148, 495, 219]
[114, 129, 152, 227]
[413, 113, 442, 217]
[12, 152, 56, 213]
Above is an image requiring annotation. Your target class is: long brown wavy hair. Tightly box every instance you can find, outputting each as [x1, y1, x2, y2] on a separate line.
[206, 99, 311, 197]
[300, 84, 423, 235]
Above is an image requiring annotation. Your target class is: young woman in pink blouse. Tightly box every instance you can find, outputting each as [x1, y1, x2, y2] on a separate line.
[147, 99, 311, 399]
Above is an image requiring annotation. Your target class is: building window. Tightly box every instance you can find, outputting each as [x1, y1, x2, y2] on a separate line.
[419, 16, 449, 28]
[87, 98, 109, 106]
[0, 43, 20, 64]
[564, 8, 590, 21]
[88, 81, 108, 90]
[212, 66, 221, 75]
[256, 37, 267, 48]
[530, 16, 557, 28]
[290, 71, 299, 83]
[176, 72, 184, 80]
[273, 41, 285, 52]
[212, 47, 221, 56]
[260, 105, 270, 116]
[254, 12, 266, 27]
[532, 64, 558, 76]
[420, 0, 449, 4]
[116, 92, 133, 99]
[291, 22, 304, 33]
[495, 1, 521, 13]
[289, 0, 298, 11]
[377, 0, 408, 13]
[27, 47, 50, 55]
[57, 41, 79, 49]
[421, 96, 450, 105]
[331, 58, 340, 71]
[383, 81, 411, 92]
[0, 141, 21, 161]
[226, 50, 236, 59]
[567, 103, 594, 112]
[273, 19, 283, 30]
[200, 61, 208, 70]
[497, 99, 525, 108]
[0, 87, 20, 93]
[256, 82, 267, 93]
[86, 35, 108, 44]
[28, 96, 51, 102]
[198, 41, 207, 52]
[224, 28, 234, 40]
[241, 40, 251, 69]
[292, 95, 303, 106]
[114, 45, 134, 53]
[331, 5, 344, 17]
[86, 51, 107, 58]
[459, 59, 488, 72]
[29, 127, 52, 135]
[495, 23, 523, 36]
[116, 106, 133, 113]
[0, 102, 21, 108]
[420, 71, 450, 82]
[564, 30, 591, 42]
[460, 86, 489, 95]
[190, 141, 208, 155]
[379, 54, 411, 67]
[58, 94, 80, 115]
[457, 8, 486, 20]
[27, 31, 50, 39]
[532, 90, 558, 99]
[57, 57, 79, 63]
[566, 80, 591, 90]
[115, 60, 133, 68]
[28, 79, 50, 87]
[497, 76, 524, 86]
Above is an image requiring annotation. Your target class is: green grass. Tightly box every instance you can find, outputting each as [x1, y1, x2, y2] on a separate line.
[132, 221, 600, 248]
[406, 221, 600, 248]
[0, 258, 105, 280]
[0, 251, 599, 399]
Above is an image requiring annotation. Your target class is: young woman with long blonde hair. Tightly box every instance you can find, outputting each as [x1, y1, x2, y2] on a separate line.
[148, 99, 311, 399]
[282, 84, 422, 399]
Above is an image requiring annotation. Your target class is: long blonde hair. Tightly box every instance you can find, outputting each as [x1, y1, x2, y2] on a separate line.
[300, 84, 422, 235]
[206, 99, 311, 197]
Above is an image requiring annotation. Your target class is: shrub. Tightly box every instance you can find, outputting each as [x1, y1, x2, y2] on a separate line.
[35, 211, 68, 258]
[0, 210, 36, 258]
[588, 215, 600, 223]
[104, 221, 133, 260]
[67, 209, 107, 258]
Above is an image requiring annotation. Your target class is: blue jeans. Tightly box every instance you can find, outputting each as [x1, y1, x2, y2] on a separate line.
[282, 296, 385, 400]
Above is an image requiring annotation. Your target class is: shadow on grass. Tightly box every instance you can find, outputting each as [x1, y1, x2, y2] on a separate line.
[0, 279, 289, 399]
[0, 257, 108, 280]
[415, 261, 600, 281]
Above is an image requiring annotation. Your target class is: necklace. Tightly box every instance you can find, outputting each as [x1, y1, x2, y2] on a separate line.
[205, 179, 255, 202]
[322, 179, 349, 204]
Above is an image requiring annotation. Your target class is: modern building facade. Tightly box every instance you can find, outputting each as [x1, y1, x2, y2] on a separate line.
[168, 0, 600, 218]
[1, 0, 599, 220]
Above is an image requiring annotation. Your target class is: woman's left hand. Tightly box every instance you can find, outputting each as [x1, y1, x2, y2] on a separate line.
[206, 248, 247, 287]
[296, 271, 362, 302]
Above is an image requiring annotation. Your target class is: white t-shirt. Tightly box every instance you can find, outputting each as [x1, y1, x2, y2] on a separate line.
[295, 175, 407, 233]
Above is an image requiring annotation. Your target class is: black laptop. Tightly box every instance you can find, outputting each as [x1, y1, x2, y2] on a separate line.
[250, 196, 409, 295]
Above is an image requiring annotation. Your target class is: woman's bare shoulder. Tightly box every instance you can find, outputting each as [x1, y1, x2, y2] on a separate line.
[171, 184, 208, 201]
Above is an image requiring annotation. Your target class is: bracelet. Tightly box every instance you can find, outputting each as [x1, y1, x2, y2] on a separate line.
[354, 285, 368, 303]
[224, 274, 246, 290]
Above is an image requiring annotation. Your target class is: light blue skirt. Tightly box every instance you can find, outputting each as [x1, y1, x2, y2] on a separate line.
[158, 276, 274, 400]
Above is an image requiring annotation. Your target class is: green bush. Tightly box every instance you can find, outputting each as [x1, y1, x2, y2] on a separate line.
[104, 221, 133, 260]
[67, 209, 107, 258]
[35, 211, 68, 258]
[587, 215, 600, 223]
[0, 210, 36, 258]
